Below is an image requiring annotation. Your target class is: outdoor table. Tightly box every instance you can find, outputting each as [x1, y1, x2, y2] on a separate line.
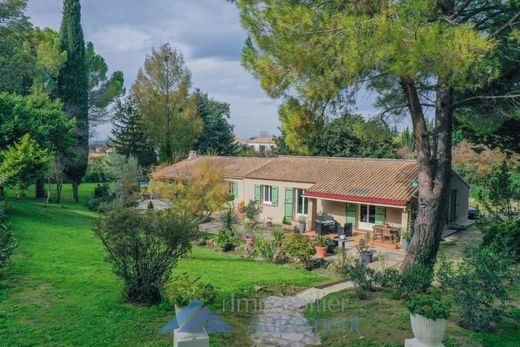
[333, 237, 350, 251]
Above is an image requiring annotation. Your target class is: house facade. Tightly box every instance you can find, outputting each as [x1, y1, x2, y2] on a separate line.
[152, 154, 469, 238]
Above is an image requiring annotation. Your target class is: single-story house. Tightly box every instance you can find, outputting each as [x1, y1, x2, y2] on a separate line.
[151, 153, 469, 239]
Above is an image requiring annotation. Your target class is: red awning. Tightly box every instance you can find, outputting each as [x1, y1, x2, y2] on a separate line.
[303, 191, 408, 207]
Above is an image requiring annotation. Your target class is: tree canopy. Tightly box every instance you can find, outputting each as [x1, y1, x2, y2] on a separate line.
[234, 0, 520, 270]
[133, 44, 202, 163]
[194, 90, 236, 156]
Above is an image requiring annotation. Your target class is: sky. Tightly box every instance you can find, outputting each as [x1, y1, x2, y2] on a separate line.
[26, 0, 377, 141]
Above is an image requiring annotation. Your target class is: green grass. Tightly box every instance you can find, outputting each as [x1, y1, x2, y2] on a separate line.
[305, 288, 520, 347]
[0, 183, 329, 346]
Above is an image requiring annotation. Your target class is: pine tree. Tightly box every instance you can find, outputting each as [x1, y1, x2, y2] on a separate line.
[111, 95, 157, 169]
[57, 0, 88, 202]
[194, 91, 236, 156]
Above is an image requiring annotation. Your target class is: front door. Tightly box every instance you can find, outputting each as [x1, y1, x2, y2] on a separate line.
[358, 204, 376, 231]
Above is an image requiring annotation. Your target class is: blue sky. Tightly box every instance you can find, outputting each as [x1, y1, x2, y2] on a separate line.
[26, 0, 377, 141]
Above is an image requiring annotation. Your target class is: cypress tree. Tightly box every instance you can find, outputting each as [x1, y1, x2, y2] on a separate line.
[57, 0, 89, 202]
[111, 95, 157, 169]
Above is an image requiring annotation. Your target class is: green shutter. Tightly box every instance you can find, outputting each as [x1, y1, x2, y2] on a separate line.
[284, 187, 294, 220]
[346, 203, 356, 225]
[232, 182, 238, 199]
[272, 186, 279, 207]
[375, 206, 386, 225]
[254, 184, 261, 203]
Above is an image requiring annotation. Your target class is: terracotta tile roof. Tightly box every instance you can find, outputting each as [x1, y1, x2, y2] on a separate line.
[247, 137, 275, 144]
[151, 156, 274, 180]
[246, 156, 419, 205]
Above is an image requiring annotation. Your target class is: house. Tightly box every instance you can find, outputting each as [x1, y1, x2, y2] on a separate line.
[151, 154, 469, 239]
[234, 137, 276, 155]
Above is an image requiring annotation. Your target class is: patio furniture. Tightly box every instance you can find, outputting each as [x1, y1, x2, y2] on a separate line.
[372, 225, 383, 241]
[355, 239, 370, 254]
[333, 236, 350, 252]
[315, 215, 336, 235]
[340, 223, 353, 237]
[380, 226, 400, 243]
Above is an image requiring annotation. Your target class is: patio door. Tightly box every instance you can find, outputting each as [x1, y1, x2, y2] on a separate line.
[358, 204, 376, 231]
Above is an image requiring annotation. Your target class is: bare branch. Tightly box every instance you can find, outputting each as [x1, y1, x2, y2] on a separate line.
[452, 93, 520, 108]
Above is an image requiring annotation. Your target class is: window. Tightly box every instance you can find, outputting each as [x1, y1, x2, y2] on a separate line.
[263, 185, 272, 204]
[296, 189, 308, 215]
[360, 204, 376, 224]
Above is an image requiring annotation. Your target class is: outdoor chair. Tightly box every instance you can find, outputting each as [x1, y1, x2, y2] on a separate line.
[382, 229, 393, 243]
[372, 226, 383, 241]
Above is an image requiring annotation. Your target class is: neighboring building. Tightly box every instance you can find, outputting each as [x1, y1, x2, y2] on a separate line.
[88, 147, 114, 160]
[152, 154, 469, 238]
[234, 137, 276, 155]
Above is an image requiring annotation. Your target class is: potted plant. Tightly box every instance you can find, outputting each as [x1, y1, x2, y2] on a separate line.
[357, 236, 373, 263]
[406, 294, 451, 347]
[243, 219, 257, 247]
[297, 215, 306, 233]
[401, 229, 412, 250]
[314, 235, 329, 258]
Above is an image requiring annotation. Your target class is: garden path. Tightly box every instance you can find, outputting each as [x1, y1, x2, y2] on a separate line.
[250, 281, 353, 347]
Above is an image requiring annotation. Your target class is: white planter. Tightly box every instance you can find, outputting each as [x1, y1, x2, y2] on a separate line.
[407, 314, 446, 347]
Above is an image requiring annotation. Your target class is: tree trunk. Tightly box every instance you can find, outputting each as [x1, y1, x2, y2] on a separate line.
[72, 179, 80, 203]
[400, 78, 453, 272]
[36, 178, 46, 199]
[0, 186, 4, 200]
[56, 182, 63, 204]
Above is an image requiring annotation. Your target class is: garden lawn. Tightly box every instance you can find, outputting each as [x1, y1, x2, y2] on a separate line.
[0, 184, 329, 346]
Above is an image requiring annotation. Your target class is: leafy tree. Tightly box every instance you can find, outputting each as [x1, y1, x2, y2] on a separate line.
[106, 153, 142, 207]
[133, 44, 202, 163]
[86, 42, 125, 134]
[194, 90, 236, 156]
[0, 0, 34, 95]
[478, 160, 519, 221]
[93, 208, 198, 305]
[0, 93, 75, 201]
[0, 134, 49, 197]
[234, 0, 520, 271]
[316, 115, 399, 158]
[57, 0, 89, 203]
[111, 94, 157, 169]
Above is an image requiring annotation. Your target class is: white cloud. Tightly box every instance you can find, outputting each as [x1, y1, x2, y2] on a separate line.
[91, 24, 152, 53]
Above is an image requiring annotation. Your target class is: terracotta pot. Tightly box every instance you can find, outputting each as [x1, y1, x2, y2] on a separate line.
[410, 314, 447, 346]
[245, 236, 255, 247]
[315, 246, 328, 258]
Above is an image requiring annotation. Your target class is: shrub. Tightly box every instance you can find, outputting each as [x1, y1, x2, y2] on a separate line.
[93, 208, 197, 305]
[374, 268, 401, 289]
[397, 263, 433, 299]
[436, 244, 517, 332]
[0, 203, 15, 273]
[254, 235, 276, 262]
[244, 200, 262, 220]
[215, 228, 239, 252]
[328, 252, 355, 276]
[166, 273, 216, 307]
[220, 208, 237, 230]
[314, 235, 329, 247]
[88, 184, 115, 212]
[340, 259, 375, 299]
[481, 219, 520, 262]
[282, 233, 315, 267]
[406, 294, 451, 321]
[147, 201, 154, 209]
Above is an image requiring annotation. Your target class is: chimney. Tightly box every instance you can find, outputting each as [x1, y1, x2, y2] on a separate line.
[188, 151, 197, 160]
